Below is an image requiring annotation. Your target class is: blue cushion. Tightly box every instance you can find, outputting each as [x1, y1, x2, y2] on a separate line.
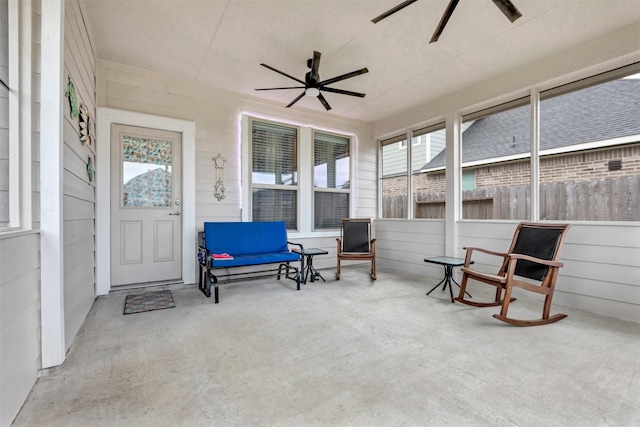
[211, 251, 300, 268]
[203, 221, 290, 256]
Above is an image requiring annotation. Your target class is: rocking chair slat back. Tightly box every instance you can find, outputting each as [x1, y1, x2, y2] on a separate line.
[507, 225, 565, 281]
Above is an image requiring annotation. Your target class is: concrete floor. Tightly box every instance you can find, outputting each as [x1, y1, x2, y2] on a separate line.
[13, 266, 640, 426]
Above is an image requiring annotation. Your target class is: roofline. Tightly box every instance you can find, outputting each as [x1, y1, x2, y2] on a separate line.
[416, 134, 639, 173]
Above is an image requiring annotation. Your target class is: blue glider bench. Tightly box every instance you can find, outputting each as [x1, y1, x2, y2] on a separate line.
[197, 221, 303, 303]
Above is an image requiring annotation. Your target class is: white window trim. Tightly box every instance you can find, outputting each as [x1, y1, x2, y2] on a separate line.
[245, 116, 301, 230]
[3, 0, 19, 229]
[2, 0, 33, 233]
[241, 114, 355, 237]
[312, 130, 352, 231]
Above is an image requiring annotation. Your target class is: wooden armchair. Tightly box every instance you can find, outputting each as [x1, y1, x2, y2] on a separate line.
[454, 222, 571, 326]
[336, 218, 377, 280]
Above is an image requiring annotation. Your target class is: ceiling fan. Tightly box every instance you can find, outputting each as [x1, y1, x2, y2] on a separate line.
[372, 0, 522, 43]
[255, 51, 368, 111]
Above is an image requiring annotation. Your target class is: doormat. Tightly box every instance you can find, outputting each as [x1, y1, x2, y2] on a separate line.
[123, 290, 175, 315]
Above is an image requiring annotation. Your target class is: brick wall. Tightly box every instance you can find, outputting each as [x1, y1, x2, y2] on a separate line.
[386, 143, 640, 197]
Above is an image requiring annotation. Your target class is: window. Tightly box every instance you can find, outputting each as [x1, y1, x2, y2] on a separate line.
[0, 0, 10, 227]
[412, 125, 446, 218]
[381, 134, 408, 218]
[462, 170, 476, 191]
[539, 69, 640, 221]
[246, 116, 354, 231]
[461, 98, 531, 220]
[313, 131, 350, 229]
[250, 119, 298, 229]
[400, 138, 421, 149]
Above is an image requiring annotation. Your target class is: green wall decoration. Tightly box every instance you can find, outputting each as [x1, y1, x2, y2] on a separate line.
[66, 76, 79, 119]
[87, 156, 94, 183]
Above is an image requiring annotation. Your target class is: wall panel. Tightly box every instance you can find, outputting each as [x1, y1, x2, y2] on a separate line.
[98, 58, 376, 269]
[62, 0, 96, 351]
[0, 232, 40, 427]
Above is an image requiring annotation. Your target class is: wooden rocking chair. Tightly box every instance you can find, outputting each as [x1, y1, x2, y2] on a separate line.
[336, 218, 377, 280]
[454, 222, 571, 326]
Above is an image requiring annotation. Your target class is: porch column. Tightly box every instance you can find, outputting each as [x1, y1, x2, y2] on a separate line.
[40, 0, 65, 368]
[445, 112, 461, 256]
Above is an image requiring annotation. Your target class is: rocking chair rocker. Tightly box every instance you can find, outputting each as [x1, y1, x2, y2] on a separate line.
[454, 222, 571, 326]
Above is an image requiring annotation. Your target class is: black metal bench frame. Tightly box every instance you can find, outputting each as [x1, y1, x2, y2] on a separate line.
[197, 231, 303, 303]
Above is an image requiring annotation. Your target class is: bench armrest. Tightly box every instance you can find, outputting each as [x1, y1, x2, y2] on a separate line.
[287, 241, 304, 251]
[197, 245, 210, 267]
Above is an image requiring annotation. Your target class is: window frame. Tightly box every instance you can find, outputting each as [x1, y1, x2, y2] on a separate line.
[380, 133, 409, 218]
[460, 96, 532, 221]
[242, 114, 355, 234]
[312, 129, 352, 231]
[248, 117, 300, 230]
[377, 62, 640, 224]
[0, 0, 20, 230]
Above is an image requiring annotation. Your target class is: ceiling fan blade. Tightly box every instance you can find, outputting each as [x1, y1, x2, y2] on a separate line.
[317, 93, 332, 111]
[429, 0, 460, 43]
[255, 86, 305, 91]
[371, 0, 419, 23]
[320, 87, 366, 98]
[311, 51, 321, 77]
[285, 92, 306, 108]
[491, 0, 522, 22]
[260, 63, 306, 85]
[318, 68, 369, 86]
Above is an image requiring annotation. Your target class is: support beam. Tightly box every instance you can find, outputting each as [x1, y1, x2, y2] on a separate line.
[445, 112, 461, 256]
[40, 0, 65, 368]
[530, 88, 540, 221]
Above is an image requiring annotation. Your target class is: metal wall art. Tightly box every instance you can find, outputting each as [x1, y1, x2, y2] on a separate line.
[65, 76, 79, 119]
[78, 103, 93, 146]
[87, 156, 94, 183]
[212, 153, 226, 201]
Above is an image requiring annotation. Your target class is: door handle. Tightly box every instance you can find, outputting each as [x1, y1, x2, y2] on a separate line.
[169, 211, 181, 216]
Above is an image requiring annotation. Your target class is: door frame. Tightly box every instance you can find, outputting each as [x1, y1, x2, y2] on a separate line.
[96, 107, 196, 295]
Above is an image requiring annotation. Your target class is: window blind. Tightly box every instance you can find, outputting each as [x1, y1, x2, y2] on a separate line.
[251, 120, 298, 186]
[250, 119, 299, 229]
[313, 131, 350, 229]
[314, 131, 350, 189]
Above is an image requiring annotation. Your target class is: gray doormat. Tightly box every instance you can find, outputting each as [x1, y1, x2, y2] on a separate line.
[123, 290, 175, 315]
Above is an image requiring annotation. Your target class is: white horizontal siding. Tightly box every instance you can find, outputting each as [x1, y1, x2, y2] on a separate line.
[1, 1, 43, 425]
[0, 232, 40, 427]
[62, 0, 96, 352]
[376, 219, 446, 278]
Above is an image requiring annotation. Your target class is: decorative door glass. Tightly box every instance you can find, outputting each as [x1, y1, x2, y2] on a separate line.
[121, 135, 172, 207]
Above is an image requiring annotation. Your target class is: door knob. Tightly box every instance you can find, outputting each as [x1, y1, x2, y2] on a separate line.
[169, 211, 181, 216]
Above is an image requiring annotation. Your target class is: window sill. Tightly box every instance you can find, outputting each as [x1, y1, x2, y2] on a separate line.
[0, 228, 39, 240]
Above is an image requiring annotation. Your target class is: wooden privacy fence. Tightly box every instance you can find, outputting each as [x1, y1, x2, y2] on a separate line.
[383, 176, 640, 220]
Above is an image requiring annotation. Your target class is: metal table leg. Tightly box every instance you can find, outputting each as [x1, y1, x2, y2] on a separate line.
[427, 264, 471, 302]
[304, 254, 325, 283]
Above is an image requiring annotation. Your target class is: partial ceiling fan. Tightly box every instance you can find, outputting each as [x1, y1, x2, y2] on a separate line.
[255, 51, 368, 111]
[372, 0, 522, 43]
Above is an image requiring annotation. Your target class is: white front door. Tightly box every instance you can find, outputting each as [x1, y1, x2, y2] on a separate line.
[110, 124, 182, 286]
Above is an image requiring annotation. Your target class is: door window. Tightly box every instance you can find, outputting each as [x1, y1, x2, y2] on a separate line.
[121, 135, 173, 207]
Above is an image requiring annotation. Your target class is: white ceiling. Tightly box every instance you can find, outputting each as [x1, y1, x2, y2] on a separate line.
[81, 0, 640, 122]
